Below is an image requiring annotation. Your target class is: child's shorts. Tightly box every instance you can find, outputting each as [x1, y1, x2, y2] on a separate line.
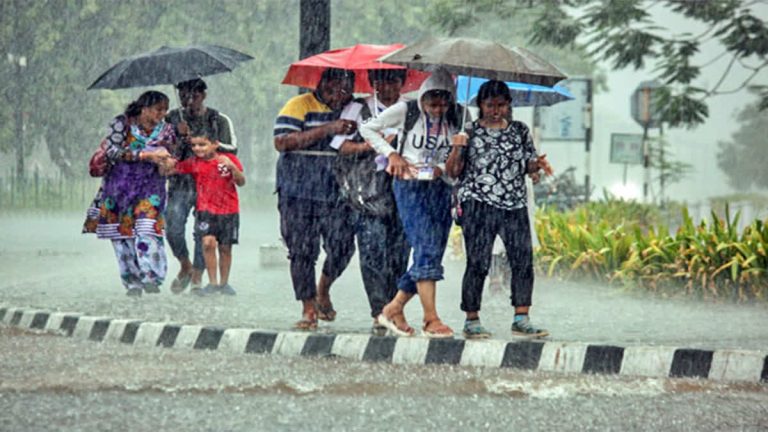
[194, 211, 239, 245]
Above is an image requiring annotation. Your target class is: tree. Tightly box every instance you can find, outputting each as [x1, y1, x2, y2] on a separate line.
[648, 134, 694, 204]
[717, 96, 768, 190]
[430, 0, 768, 128]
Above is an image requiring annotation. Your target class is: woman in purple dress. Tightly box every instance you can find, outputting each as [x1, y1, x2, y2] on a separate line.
[86, 91, 177, 296]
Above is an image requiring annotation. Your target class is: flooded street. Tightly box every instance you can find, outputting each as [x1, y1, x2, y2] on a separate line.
[2, 208, 767, 350]
[2, 326, 767, 431]
[2, 209, 768, 430]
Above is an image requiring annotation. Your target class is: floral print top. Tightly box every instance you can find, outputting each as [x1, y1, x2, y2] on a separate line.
[90, 115, 176, 239]
[456, 120, 537, 211]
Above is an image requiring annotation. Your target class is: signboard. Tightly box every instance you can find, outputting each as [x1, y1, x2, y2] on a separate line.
[630, 80, 662, 129]
[610, 133, 644, 165]
[537, 78, 589, 141]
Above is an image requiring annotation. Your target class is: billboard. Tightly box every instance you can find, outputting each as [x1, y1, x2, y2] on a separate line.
[537, 78, 590, 141]
[610, 133, 644, 165]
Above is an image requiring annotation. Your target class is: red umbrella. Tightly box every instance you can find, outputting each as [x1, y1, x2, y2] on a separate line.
[281, 43, 429, 94]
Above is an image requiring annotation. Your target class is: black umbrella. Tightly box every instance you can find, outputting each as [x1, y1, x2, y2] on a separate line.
[88, 44, 254, 90]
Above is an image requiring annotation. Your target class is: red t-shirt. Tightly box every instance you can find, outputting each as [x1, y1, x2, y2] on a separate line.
[175, 153, 242, 215]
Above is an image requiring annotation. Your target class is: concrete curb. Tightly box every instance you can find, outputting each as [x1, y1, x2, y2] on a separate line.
[2, 305, 766, 383]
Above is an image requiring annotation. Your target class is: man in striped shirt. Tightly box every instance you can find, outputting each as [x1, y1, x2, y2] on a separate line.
[273, 68, 358, 330]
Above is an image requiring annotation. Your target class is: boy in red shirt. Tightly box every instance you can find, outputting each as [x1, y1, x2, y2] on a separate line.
[170, 136, 245, 295]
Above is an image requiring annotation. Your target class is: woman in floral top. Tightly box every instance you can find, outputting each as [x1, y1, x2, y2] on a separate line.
[85, 91, 176, 296]
[446, 80, 552, 339]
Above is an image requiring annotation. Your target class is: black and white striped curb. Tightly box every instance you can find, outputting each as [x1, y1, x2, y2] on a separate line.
[2, 305, 766, 383]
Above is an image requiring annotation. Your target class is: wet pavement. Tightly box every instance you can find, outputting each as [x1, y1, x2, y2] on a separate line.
[1, 206, 767, 351]
[1, 326, 767, 431]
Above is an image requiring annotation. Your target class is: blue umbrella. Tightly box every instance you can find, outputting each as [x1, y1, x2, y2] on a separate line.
[456, 76, 574, 107]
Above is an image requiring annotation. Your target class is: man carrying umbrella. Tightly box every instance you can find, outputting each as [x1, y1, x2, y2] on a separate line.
[165, 78, 238, 294]
[273, 67, 358, 330]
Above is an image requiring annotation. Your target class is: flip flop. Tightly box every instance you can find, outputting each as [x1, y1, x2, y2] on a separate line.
[170, 273, 192, 294]
[376, 314, 415, 337]
[422, 320, 454, 339]
[294, 317, 318, 331]
[315, 301, 337, 322]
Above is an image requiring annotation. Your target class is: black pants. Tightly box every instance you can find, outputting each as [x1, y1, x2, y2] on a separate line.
[278, 195, 356, 301]
[354, 209, 409, 318]
[460, 199, 534, 312]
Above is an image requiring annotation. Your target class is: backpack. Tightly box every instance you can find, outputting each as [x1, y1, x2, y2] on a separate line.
[333, 99, 396, 217]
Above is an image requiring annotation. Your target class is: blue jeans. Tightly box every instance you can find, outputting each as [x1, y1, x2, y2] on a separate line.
[393, 179, 453, 294]
[354, 209, 409, 317]
[165, 178, 204, 271]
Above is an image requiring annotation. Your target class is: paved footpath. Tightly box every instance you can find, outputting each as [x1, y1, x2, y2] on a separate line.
[1, 211, 767, 383]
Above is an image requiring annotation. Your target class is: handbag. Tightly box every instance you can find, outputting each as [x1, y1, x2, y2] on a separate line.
[334, 152, 395, 217]
[88, 139, 109, 177]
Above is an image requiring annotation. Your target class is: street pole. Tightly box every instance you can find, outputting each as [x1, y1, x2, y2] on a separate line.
[659, 122, 665, 208]
[11, 0, 26, 185]
[583, 79, 593, 202]
[642, 123, 650, 203]
[299, 0, 330, 94]
[641, 87, 651, 204]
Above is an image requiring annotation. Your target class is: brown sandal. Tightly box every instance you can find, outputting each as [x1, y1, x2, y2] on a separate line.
[314, 301, 337, 322]
[422, 319, 454, 339]
[294, 315, 318, 331]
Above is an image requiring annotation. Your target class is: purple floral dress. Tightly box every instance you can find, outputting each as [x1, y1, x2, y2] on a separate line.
[83, 115, 176, 239]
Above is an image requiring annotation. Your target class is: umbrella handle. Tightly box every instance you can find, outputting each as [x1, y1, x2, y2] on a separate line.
[176, 88, 185, 122]
[460, 75, 471, 132]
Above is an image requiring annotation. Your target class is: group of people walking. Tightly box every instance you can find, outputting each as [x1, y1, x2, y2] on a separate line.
[274, 66, 550, 339]
[84, 65, 551, 340]
[83, 79, 244, 297]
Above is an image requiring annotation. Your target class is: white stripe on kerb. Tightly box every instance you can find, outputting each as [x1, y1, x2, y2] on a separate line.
[331, 334, 371, 361]
[103, 319, 138, 343]
[538, 342, 589, 373]
[460, 339, 508, 368]
[18, 309, 44, 328]
[1, 308, 18, 324]
[173, 325, 204, 350]
[218, 328, 255, 354]
[709, 350, 767, 382]
[44, 312, 80, 333]
[72, 316, 109, 339]
[392, 338, 430, 365]
[133, 322, 169, 348]
[273, 332, 310, 356]
[620, 346, 677, 378]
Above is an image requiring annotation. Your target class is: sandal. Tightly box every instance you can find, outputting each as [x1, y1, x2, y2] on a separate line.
[170, 272, 192, 294]
[422, 319, 454, 339]
[294, 316, 318, 331]
[376, 313, 415, 337]
[314, 301, 337, 322]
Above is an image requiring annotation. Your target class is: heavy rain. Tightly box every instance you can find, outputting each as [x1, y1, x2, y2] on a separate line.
[1, 1, 767, 431]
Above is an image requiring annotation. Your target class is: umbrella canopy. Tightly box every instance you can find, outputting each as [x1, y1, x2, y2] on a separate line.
[281, 43, 430, 94]
[456, 76, 574, 107]
[88, 44, 254, 90]
[380, 37, 567, 87]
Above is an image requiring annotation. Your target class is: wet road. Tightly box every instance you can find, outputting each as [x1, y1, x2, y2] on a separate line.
[2, 326, 767, 431]
[1, 206, 767, 350]
[2, 207, 768, 430]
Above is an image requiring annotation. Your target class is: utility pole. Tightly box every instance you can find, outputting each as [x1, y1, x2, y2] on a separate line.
[298, 0, 330, 93]
[583, 79, 593, 202]
[10, 0, 27, 184]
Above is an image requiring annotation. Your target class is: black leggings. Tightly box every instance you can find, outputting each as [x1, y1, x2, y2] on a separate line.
[460, 199, 534, 312]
